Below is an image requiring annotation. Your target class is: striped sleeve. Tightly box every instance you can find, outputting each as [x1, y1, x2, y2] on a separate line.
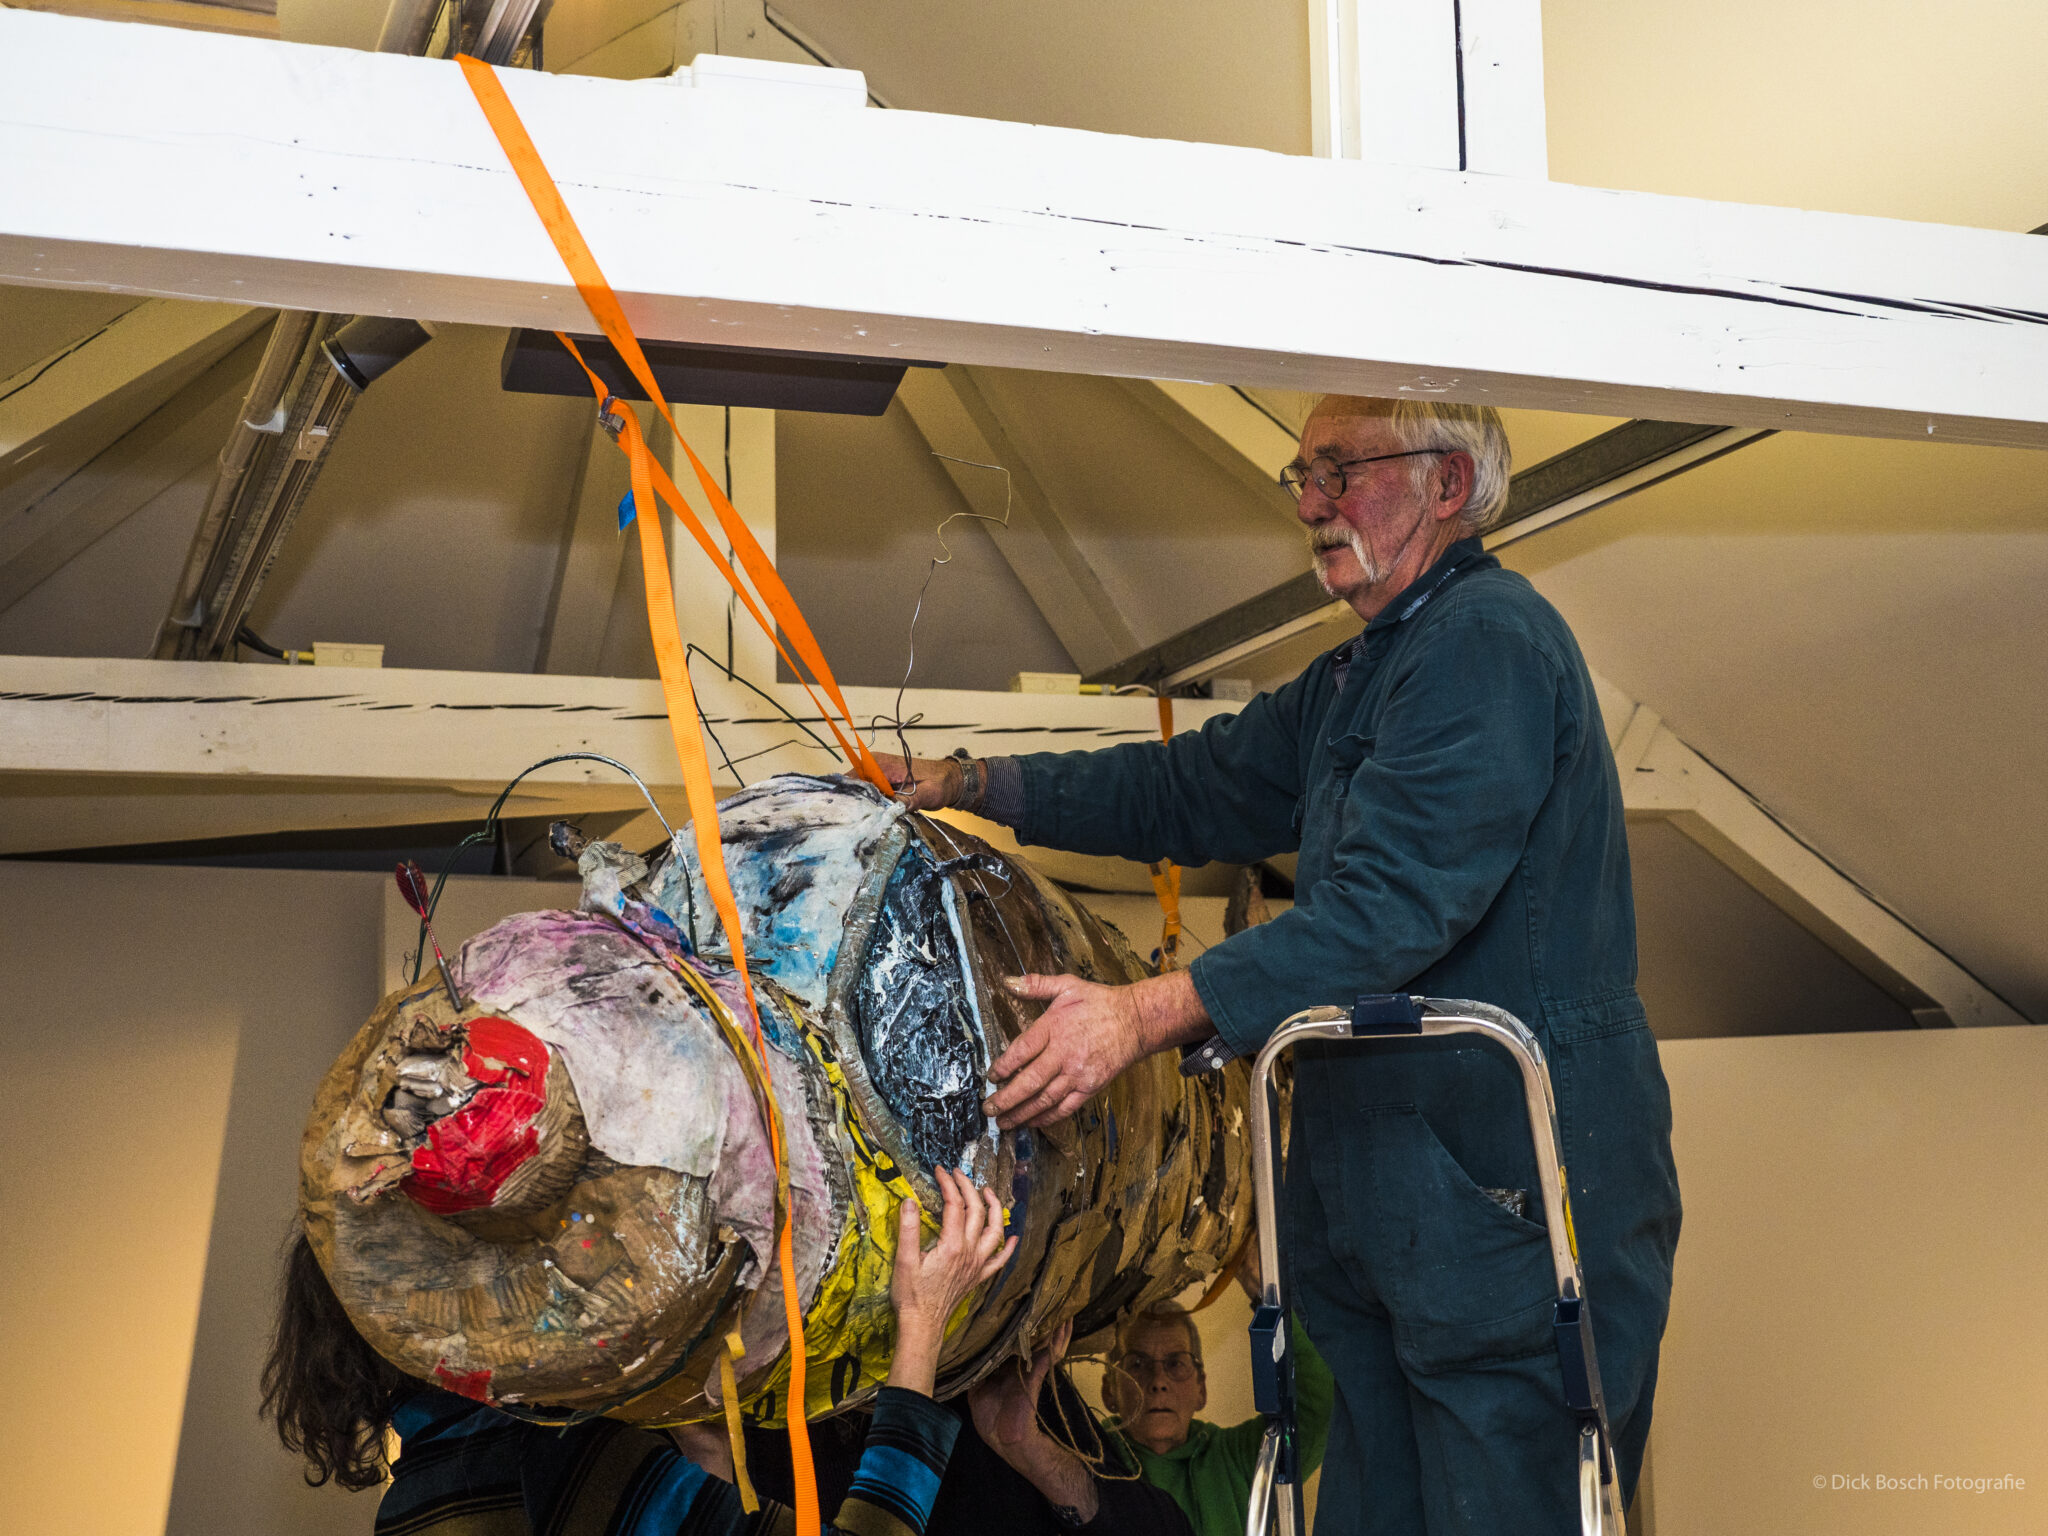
[831, 1388, 959, 1536]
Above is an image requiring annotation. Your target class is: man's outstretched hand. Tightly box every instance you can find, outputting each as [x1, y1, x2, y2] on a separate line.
[871, 752, 966, 812]
[983, 969, 1212, 1128]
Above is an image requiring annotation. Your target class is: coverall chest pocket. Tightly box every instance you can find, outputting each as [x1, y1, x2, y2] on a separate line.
[1326, 731, 1375, 782]
[1321, 732, 1375, 814]
[1295, 733, 1374, 878]
[1328, 1105, 1558, 1375]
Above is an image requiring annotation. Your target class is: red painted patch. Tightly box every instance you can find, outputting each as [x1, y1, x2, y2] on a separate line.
[434, 1361, 494, 1402]
[404, 1016, 549, 1215]
[461, 1015, 549, 1083]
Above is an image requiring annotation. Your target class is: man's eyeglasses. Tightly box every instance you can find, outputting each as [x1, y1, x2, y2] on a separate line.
[1280, 449, 1448, 503]
[1114, 1350, 1201, 1384]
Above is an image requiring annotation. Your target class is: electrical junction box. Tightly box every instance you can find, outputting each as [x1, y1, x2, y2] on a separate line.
[1010, 672, 1082, 694]
[312, 642, 384, 669]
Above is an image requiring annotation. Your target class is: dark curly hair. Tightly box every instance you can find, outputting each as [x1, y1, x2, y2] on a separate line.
[260, 1230, 416, 1490]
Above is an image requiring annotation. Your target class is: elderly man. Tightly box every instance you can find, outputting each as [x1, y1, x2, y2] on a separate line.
[1105, 1301, 1333, 1536]
[882, 395, 1681, 1535]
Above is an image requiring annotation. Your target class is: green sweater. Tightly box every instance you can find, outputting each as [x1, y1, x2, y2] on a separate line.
[1117, 1324, 1333, 1536]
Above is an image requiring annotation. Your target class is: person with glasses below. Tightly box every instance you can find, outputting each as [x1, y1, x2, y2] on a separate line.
[1104, 1299, 1333, 1536]
[878, 395, 1681, 1536]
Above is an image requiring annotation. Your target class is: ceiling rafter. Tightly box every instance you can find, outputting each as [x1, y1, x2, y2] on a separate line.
[4, 11, 2044, 448]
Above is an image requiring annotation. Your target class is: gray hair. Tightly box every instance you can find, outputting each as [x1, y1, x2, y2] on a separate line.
[1317, 397, 1513, 534]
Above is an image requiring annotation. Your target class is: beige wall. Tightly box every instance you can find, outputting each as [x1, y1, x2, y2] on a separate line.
[0, 863, 385, 1536]
[0, 910, 240, 1536]
[1651, 1027, 2048, 1533]
[0, 865, 592, 1536]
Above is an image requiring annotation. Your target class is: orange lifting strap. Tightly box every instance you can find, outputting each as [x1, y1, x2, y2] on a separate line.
[455, 55, 891, 1535]
[1147, 695, 1184, 968]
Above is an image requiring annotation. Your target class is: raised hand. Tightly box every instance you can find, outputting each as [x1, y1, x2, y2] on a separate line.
[887, 1165, 1016, 1397]
[965, 1320, 1098, 1523]
[870, 752, 967, 812]
[969, 1318, 1073, 1454]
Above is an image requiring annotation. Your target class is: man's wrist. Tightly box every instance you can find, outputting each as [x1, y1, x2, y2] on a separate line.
[947, 749, 987, 813]
[1131, 969, 1211, 1054]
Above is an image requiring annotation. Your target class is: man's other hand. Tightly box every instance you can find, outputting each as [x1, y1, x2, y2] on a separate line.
[872, 752, 963, 812]
[966, 1320, 1099, 1524]
[969, 1319, 1072, 1454]
[983, 970, 1211, 1128]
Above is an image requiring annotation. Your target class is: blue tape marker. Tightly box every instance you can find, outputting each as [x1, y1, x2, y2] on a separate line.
[617, 490, 637, 530]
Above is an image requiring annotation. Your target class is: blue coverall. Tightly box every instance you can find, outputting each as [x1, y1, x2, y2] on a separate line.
[1007, 537, 1682, 1534]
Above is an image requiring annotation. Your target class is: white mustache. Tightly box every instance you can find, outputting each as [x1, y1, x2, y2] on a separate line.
[1307, 523, 1383, 589]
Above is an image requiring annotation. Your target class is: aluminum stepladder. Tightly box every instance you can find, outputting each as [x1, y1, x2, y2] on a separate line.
[1186, 994, 1627, 1536]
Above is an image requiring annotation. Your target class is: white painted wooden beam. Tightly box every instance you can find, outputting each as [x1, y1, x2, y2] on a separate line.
[0, 653, 1238, 853]
[895, 366, 1138, 673]
[1604, 683, 2030, 1029]
[5, 15, 2048, 448]
[1457, 0, 1548, 179]
[1309, 0, 1547, 177]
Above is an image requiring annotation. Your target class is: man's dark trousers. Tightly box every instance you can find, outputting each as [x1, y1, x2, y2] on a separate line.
[1286, 1020, 1678, 1535]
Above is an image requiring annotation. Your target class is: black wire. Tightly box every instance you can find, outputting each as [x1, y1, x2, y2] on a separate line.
[409, 752, 670, 984]
[681, 647, 744, 786]
[234, 624, 289, 660]
[1231, 384, 1299, 441]
[404, 647, 846, 983]
[722, 408, 736, 676]
[684, 642, 834, 754]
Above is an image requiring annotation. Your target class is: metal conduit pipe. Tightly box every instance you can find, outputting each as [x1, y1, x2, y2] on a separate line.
[189, 317, 364, 659]
[471, 0, 550, 65]
[152, 308, 317, 656]
[375, 0, 443, 55]
[154, 0, 547, 661]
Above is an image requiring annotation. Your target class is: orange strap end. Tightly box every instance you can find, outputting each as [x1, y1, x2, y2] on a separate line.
[1151, 696, 1183, 966]
[459, 56, 822, 1536]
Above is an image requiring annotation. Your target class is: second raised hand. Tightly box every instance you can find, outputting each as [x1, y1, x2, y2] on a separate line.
[887, 1165, 1016, 1397]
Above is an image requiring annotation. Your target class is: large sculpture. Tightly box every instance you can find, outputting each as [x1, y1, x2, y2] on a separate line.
[301, 775, 1252, 1425]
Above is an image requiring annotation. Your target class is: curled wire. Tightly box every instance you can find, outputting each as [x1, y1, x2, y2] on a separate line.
[874, 453, 1016, 775]
[407, 752, 678, 985]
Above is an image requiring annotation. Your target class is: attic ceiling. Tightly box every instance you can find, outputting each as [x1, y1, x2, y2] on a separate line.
[0, 0, 2043, 1033]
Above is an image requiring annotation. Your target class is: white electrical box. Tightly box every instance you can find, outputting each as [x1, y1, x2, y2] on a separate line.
[312, 642, 385, 669]
[1010, 672, 1082, 695]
